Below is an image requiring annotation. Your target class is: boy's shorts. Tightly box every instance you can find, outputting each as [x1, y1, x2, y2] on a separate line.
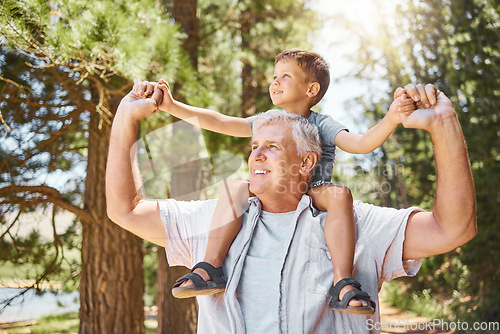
[309, 179, 334, 190]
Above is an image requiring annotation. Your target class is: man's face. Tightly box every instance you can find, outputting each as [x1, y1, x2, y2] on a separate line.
[248, 124, 307, 205]
[269, 59, 312, 110]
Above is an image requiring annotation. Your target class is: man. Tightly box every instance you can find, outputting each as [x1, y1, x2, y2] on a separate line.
[106, 84, 476, 333]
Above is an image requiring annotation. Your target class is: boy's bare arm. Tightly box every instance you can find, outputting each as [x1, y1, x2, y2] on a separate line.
[334, 88, 416, 154]
[134, 80, 252, 138]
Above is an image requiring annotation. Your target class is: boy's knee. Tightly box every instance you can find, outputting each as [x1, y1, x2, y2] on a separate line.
[226, 179, 249, 195]
[324, 185, 353, 203]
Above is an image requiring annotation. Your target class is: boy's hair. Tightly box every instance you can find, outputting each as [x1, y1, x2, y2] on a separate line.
[275, 49, 330, 105]
[253, 109, 322, 164]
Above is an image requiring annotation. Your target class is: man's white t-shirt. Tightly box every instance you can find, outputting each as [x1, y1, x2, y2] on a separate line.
[159, 195, 422, 334]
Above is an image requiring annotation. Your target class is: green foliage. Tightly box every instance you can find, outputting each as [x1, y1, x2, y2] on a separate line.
[1, 0, 320, 326]
[193, 0, 317, 156]
[343, 0, 500, 324]
[5, 312, 80, 334]
[383, 281, 449, 319]
[0, 0, 190, 315]
[2, 311, 157, 333]
[1, 0, 187, 81]
[142, 243, 158, 306]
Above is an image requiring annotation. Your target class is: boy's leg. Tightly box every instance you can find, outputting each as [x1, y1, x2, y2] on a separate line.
[180, 179, 250, 286]
[308, 185, 368, 308]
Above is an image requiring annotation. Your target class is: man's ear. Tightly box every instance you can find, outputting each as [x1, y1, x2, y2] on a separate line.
[307, 82, 320, 98]
[300, 152, 318, 176]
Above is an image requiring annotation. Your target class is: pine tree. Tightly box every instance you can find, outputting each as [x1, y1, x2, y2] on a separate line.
[0, 1, 188, 332]
[339, 0, 500, 323]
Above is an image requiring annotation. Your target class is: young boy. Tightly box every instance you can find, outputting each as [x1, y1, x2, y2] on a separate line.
[133, 49, 417, 315]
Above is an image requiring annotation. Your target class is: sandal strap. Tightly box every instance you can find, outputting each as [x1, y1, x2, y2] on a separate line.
[192, 261, 226, 285]
[329, 278, 362, 300]
[173, 272, 207, 289]
[338, 289, 371, 309]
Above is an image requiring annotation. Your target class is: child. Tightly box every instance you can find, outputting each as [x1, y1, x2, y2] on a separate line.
[133, 49, 417, 315]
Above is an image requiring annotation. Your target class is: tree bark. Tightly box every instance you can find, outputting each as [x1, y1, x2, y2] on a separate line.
[157, 1, 199, 333]
[156, 162, 201, 334]
[171, 0, 199, 69]
[79, 90, 145, 333]
[240, 7, 258, 118]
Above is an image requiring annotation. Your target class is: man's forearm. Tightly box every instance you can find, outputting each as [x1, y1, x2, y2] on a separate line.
[106, 107, 142, 221]
[430, 114, 477, 241]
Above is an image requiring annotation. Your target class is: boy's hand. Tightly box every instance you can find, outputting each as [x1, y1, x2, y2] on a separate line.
[388, 87, 417, 125]
[156, 79, 176, 112]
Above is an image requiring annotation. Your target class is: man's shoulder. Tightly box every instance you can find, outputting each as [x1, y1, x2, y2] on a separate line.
[157, 198, 218, 219]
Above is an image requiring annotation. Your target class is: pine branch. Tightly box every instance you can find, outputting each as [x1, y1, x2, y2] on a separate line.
[0, 185, 93, 222]
[0, 208, 22, 240]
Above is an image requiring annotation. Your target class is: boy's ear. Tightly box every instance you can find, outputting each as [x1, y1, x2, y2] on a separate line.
[307, 82, 320, 98]
[299, 152, 318, 176]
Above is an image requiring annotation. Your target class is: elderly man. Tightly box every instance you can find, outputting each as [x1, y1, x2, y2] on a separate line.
[106, 84, 476, 333]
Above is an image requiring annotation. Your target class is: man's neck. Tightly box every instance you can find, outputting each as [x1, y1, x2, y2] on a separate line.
[258, 193, 303, 213]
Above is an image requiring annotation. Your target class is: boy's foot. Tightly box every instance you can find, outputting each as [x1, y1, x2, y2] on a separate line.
[171, 262, 226, 298]
[329, 278, 376, 315]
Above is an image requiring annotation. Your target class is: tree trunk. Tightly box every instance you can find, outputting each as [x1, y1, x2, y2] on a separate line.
[171, 0, 199, 68]
[79, 91, 145, 333]
[157, 1, 199, 333]
[241, 61, 258, 117]
[240, 8, 258, 118]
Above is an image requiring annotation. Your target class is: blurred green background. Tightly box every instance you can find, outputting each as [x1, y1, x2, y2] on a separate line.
[0, 0, 498, 333]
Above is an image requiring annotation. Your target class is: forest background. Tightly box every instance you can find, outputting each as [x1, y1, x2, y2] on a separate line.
[0, 0, 498, 333]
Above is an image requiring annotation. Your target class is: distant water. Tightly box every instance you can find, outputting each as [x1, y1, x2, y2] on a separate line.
[0, 287, 79, 323]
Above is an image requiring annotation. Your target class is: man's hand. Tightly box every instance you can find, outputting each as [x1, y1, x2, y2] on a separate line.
[398, 84, 456, 133]
[132, 79, 175, 113]
[404, 83, 438, 109]
[117, 87, 163, 123]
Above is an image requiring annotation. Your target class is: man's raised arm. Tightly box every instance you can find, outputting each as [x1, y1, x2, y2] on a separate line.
[105, 89, 167, 247]
[402, 85, 477, 260]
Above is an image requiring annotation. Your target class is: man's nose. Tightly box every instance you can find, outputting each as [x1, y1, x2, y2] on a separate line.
[250, 146, 266, 161]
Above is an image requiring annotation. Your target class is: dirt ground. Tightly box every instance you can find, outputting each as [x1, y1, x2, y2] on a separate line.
[379, 301, 453, 334]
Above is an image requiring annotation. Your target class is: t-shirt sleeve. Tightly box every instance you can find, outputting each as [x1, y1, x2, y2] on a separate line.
[315, 113, 348, 147]
[157, 198, 218, 268]
[246, 114, 258, 134]
[246, 112, 267, 135]
[354, 201, 423, 282]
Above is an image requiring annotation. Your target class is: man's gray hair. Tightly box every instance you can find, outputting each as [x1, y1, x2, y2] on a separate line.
[252, 109, 322, 162]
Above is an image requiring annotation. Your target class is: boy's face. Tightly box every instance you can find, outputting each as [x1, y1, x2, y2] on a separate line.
[269, 59, 313, 111]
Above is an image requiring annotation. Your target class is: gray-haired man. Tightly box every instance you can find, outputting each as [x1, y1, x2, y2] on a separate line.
[106, 84, 476, 333]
